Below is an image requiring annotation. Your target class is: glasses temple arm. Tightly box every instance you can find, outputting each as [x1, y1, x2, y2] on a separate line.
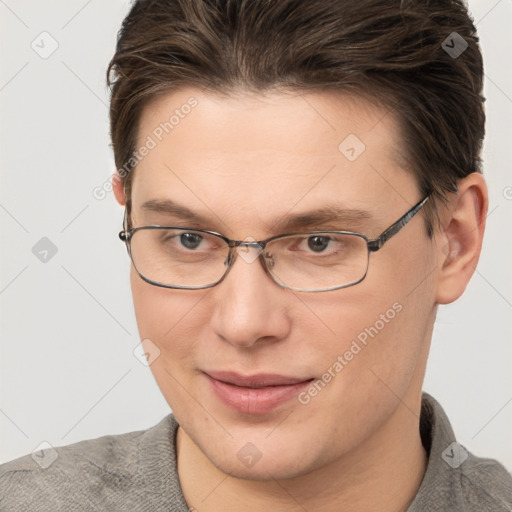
[367, 195, 430, 252]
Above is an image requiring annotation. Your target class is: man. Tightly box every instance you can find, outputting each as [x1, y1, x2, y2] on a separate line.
[1, 0, 511, 510]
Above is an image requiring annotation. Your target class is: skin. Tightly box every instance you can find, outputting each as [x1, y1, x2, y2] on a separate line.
[113, 87, 487, 511]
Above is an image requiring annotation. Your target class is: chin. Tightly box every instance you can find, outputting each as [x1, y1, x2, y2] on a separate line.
[212, 450, 316, 482]
[187, 420, 330, 481]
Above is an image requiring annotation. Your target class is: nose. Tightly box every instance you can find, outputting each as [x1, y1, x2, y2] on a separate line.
[209, 245, 292, 349]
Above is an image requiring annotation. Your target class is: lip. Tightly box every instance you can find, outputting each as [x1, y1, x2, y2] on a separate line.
[204, 370, 313, 414]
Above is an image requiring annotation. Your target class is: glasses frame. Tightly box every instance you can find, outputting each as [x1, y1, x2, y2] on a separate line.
[119, 195, 430, 292]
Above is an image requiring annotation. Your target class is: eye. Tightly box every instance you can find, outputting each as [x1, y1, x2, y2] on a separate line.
[158, 231, 207, 251]
[307, 235, 331, 253]
[179, 232, 203, 250]
[288, 234, 351, 257]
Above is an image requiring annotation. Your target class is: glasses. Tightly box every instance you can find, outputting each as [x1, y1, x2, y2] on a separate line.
[119, 196, 429, 292]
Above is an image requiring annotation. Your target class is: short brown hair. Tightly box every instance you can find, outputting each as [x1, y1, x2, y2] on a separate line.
[107, 0, 485, 235]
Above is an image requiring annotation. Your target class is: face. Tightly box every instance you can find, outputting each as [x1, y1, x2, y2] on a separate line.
[123, 87, 439, 480]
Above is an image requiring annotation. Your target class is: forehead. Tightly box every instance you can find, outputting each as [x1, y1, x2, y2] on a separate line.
[130, 87, 415, 235]
[137, 87, 398, 159]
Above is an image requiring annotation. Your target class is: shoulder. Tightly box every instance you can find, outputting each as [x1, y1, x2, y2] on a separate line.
[411, 393, 512, 511]
[458, 452, 512, 509]
[0, 415, 180, 512]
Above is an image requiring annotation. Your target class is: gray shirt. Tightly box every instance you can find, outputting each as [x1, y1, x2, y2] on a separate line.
[1, 393, 511, 511]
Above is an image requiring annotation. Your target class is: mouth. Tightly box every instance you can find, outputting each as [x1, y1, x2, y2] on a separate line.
[203, 370, 314, 414]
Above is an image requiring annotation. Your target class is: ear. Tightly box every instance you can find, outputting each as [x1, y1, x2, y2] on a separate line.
[112, 173, 126, 206]
[435, 173, 488, 305]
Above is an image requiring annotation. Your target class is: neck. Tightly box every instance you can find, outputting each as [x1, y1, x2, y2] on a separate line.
[176, 395, 428, 512]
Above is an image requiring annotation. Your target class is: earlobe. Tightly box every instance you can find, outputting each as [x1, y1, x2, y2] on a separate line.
[435, 173, 488, 305]
[112, 173, 126, 206]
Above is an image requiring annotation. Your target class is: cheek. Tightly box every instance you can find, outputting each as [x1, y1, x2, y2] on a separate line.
[130, 267, 206, 359]
[302, 244, 435, 403]
[130, 267, 212, 414]
[303, 291, 408, 379]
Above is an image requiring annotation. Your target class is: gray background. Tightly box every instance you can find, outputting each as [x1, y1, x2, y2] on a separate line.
[1, 0, 511, 470]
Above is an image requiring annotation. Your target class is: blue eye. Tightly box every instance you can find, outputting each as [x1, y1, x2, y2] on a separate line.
[180, 232, 203, 250]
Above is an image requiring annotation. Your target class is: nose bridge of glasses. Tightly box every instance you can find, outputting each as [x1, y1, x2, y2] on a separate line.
[238, 240, 262, 248]
[232, 239, 268, 266]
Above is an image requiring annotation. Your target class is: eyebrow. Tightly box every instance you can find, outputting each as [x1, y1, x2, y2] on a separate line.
[140, 198, 373, 233]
